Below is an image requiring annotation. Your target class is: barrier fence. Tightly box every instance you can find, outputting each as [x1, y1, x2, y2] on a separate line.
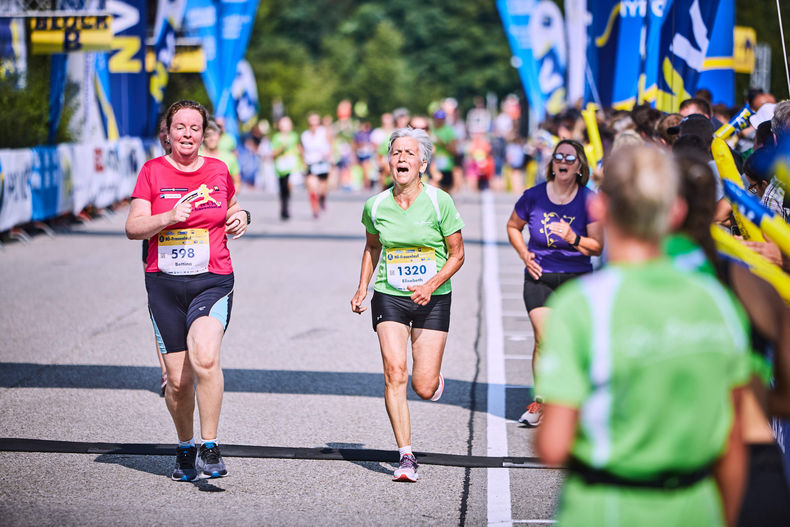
[0, 138, 160, 233]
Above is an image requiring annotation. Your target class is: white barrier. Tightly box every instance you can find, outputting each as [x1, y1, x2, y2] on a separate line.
[0, 137, 151, 233]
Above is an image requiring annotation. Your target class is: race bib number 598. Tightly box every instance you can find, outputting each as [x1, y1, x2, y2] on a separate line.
[157, 228, 209, 275]
[385, 246, 437, 291]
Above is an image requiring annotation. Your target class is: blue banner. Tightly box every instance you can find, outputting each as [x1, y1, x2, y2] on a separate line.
[497, 0, 566, 125]
[232, 59, 259, 133]
[30, 147, 63, 221]
[638, 0, 670, 105]
[587, 0, 645, 110]
[0, 18, 27, 89]
[184, 0, 259, 138]
[148, 18, 177, 133]
[107, 0, 149, 137]
[184, 0, 220, 107]
[695, 0, 734, 106]
[94, 52, 119, 140]
[655, 0, 720, 112]
[48, 54, 68, 144]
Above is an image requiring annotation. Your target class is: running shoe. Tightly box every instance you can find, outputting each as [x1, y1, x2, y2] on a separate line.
[171, 445, 198, 482]
[430, 373, 444, 402]
[393, 453, 419, 482]
[519, 397, 544, 426]
[196, 442, 227, 479]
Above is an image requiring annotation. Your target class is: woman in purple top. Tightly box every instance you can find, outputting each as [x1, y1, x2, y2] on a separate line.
[506, 139, 604, 426]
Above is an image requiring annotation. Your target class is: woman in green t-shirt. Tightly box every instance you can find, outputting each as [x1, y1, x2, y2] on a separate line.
[351, 127, 465, 483]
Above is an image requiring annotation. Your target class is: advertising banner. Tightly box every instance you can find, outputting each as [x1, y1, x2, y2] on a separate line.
[29, 15, 113, 54]
[655, 0, 720, 112]
[696, 0, 734, 106]
[497, 0, 566, 125]
[0, 149, 34, 232]
[31, 146, 64, 221]
[107, 0, 149, 137]
[0, 18, 27, 88]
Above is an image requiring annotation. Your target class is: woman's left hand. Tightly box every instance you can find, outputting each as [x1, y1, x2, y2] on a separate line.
[408, 283, 434, 306]
[548, 220, 574, 244]
[225, 210, 248, 239]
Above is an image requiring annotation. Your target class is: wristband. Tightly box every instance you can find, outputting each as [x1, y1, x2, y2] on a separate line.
[243, 210, 251, 225]
[572, 233, 581, 247]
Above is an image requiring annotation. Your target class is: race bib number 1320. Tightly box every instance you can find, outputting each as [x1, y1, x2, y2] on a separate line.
[385, 246, 437, 291]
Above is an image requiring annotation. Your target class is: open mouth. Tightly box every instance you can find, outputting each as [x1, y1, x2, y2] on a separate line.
[397, 166, 409, 174]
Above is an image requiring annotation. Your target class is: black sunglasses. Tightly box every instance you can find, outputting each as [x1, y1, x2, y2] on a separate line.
[553, 153, 578, 163]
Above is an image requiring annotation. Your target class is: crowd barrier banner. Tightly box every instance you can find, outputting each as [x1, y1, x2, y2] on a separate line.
[31, 146, 66, 221]
[0, 149, 34, 232]
[0, 138, 149, 232]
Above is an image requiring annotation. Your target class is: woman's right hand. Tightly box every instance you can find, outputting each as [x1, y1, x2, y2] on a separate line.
[350, 288, 368, 314]
[523, 251, 542, 280]
[170, 201, 192, 224]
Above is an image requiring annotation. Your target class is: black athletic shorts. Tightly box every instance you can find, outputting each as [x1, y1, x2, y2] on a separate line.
[523, 271, 584, 312]
[371, 291, 451, 332]
[145, 272, 234, 354]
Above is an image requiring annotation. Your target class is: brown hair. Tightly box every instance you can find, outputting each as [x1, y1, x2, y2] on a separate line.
[545, 139, 590, 187]
[165, 99, 209, 132]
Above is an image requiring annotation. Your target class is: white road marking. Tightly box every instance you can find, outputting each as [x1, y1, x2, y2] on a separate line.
[482, 190, 512, 525]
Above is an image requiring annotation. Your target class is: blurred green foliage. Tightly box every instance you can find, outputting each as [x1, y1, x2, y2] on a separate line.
[246, 0, 521, 127]
[0, 55, 76, 148]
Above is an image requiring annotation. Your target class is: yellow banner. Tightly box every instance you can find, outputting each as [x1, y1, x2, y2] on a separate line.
[145, 46, 205, 74]
[30, 15, 113, 54]
[733, 26, 756, 74]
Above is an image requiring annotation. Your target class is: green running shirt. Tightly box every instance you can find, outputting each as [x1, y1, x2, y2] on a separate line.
[536, 259, 750, 526]
[361, 185, 464, 297]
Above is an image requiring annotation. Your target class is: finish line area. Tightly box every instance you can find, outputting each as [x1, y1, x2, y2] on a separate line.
[0, 438, 551, 470]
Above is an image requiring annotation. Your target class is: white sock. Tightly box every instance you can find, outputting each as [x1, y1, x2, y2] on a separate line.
[398, 445, 413, 459]
[178, 438, 195, 448]
[201, 438, 218, 447]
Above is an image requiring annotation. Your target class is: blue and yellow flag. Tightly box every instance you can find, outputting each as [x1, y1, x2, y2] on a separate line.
[497, 0, 567, 124]
[696, 0, 734, 106]
[587, 0, 647, 110]
[655, 0, 720, 113]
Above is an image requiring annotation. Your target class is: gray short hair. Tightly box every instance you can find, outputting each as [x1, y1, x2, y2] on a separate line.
[771, 100, 790, 136]
[388, 127, 433, 165]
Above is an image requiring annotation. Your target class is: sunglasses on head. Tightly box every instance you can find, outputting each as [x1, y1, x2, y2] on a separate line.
[553, 153, 578, 163]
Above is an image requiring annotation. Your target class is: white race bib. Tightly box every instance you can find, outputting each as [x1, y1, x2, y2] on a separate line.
[385, 246, 437, 291]
[157, 228, 210, 275]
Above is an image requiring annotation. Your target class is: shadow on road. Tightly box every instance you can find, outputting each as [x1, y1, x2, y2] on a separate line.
[0, 362, 535, 421]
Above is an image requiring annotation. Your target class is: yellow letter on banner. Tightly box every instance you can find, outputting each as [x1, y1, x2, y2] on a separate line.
[108, 36, 142, 73]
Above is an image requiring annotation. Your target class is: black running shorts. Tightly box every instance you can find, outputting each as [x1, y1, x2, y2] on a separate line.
[522, 272, 583, 312]
[145, 272, 234, 353]
[371, 291, 451, 332]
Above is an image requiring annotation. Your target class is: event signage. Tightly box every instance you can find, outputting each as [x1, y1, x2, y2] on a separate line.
[29, 14, 113, 54]
[107, 0, 149, 137]
[496, 0, 567, 125]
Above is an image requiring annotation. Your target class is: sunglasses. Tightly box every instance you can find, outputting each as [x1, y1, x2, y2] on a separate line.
[553, 153, 578, 163]
[747, 182, 760, 195]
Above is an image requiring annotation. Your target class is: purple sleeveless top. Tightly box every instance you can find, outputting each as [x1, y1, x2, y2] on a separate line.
[513, 182, 594, 273]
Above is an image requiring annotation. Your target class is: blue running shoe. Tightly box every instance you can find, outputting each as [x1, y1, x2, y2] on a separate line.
[171, 445, 198, 482]
[196, 442, 227, 479]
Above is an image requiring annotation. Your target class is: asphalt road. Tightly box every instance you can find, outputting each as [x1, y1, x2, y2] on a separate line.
[0, 187, 562, 526]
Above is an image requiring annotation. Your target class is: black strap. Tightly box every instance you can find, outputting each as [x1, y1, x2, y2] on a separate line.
[568, 457, 712, 490]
